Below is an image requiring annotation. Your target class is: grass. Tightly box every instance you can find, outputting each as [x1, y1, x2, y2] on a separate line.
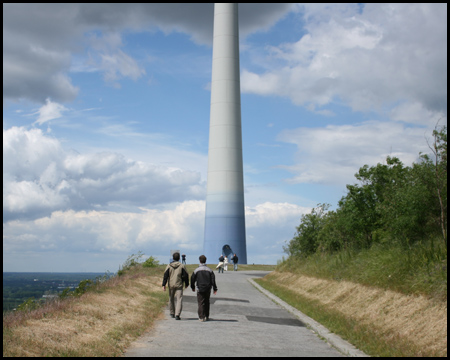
[3, 262, 274, 356]
[256, 237, 447, 357]
[3, 265, 168, 357]
[277, 238, 447, 299]
[4, 246, 445, 357]
[256, 273, 447, 357]
[256, 278, 407, 357]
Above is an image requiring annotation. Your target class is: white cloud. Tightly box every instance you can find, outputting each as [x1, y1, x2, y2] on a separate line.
[241, 3, 447, 118]
[100, 49, 146, 83]
[3, 127, 205, 221]
[3, 126, 64, 181]
[85, 31, 146, 87]
[245, 202, 310, 263]
[3, 200, 307, 270]
[2, 201, 205, 268]
[33, 98, 69, 125]
[246, 202, 309, 228]
[277, 121, 432, 186]
[390, 102, 446, 126]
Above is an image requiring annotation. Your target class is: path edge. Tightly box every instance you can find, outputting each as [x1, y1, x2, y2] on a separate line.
[248, 278, 369, 357]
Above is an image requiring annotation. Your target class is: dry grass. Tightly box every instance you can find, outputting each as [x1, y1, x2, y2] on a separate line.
[263, 271, 447, 357]
[3, 268, 167, 357]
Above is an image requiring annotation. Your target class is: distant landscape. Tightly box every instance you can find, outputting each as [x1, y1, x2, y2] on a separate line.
[3, 272, 109, 312]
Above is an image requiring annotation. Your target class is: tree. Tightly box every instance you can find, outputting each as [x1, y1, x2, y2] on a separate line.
[284, 204, 330, 257]
[336, 160, 397, 249]
[419, 124, 447, 247]
[317, 209, 351, 252]
[285, 127, 447, 259]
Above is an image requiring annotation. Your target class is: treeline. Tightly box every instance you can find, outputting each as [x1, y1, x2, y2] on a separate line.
[285, 126, 447, 258]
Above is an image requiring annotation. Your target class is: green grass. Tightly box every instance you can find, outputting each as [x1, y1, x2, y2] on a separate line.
[277, 237, 447, 299]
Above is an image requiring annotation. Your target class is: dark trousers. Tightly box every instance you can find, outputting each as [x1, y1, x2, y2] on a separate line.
[197, 291, 211, 319]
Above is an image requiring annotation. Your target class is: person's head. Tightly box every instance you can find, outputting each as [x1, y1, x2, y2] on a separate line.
[173, 252, 180, 261]
[199, 255, 206, 264]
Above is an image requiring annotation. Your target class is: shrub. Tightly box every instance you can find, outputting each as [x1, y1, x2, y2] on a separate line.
[142, 256, 160, 268]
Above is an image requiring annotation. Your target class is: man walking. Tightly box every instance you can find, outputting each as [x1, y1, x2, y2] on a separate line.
[162, 252, 189, 320]
[191, 255, 218, 322]
[232, 253, 238, 271]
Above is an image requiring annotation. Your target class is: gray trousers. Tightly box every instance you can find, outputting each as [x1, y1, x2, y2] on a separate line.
[168, 287, 183, 316]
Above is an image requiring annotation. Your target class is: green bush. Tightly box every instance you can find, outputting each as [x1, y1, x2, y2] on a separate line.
[16, 298, 40, 312]
[118, 252, 161, 275]
[58, 279, 93, 298]
[142, 256, 160, 268]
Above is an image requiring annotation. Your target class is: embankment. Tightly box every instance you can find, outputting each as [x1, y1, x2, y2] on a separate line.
[259, 271, 447, 357]
[3, 270, 167, 357]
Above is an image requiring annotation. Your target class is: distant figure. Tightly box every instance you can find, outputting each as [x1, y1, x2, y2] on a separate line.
[191, 255, 218, 322]
[223, 256, 229, 271]
[181, 254, 186, 265]
[216, 255, 224, 273]
[162, 252, 189, 320]
[232, 253, 238, 271]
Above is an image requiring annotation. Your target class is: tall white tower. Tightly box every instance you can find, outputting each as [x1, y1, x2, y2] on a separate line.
[203, 3, 247, 264]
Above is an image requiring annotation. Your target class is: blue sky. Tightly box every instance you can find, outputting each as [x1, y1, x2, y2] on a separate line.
[3, 3, 447, 272]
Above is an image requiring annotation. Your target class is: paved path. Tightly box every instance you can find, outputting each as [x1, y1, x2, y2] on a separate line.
[123, 270, 366, 357]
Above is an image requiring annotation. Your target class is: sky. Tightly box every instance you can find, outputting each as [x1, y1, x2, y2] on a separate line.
[3, 3, 447, 272]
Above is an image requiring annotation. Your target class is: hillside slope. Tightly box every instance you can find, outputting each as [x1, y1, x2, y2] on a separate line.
[258, 271, 447, 357]
[3, 268, 167, 357]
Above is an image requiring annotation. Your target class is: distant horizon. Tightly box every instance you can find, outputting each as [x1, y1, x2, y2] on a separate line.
[3, 262, 274, 274]
[3, 251, 280, 273]
[3, 271, 110, 274]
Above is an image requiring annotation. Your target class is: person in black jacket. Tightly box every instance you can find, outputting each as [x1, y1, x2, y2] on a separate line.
[232, 253, 238, 271]
[191, 255, 218, 322]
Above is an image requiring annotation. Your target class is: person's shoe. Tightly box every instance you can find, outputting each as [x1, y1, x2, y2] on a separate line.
[170, 314, 175, 318]
[175, 315, 181, 320]
[199, 318, 204, 322]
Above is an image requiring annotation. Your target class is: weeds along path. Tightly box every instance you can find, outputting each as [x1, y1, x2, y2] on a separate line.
[3, 269, 167, 357]
[259, 271, 447, 357]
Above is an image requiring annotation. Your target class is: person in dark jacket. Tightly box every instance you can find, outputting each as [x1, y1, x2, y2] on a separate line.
[191, 255, 218, 322]
[232, 253, 238, 271]
[216, 254, 224, 273]
[162, 252, 189, 320]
